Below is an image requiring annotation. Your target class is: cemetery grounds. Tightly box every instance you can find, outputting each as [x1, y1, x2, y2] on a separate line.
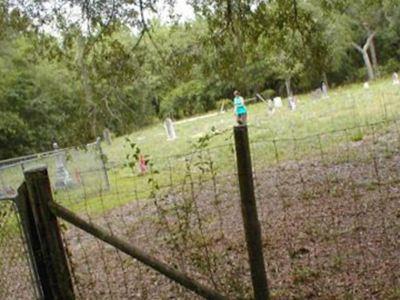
[1, 77, 399, 299]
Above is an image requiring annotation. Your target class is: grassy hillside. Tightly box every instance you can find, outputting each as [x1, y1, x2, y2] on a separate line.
[52, 77, 400, 214]
[104, 78, 399, 163]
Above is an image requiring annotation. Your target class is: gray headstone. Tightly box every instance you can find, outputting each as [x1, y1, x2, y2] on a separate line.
[288, 96, 297, 111]
[321, 82, 329, 98]
[103, 128, 112, 145]
[164, 118, 177, 140]
[53, 143, 73, 189]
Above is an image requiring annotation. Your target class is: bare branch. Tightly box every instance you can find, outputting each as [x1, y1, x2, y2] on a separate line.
[351, 42, 363, 53]
[104, 97, 123, 124]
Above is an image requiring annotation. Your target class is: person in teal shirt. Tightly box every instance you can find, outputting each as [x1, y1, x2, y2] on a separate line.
[233, 90, 247, 124]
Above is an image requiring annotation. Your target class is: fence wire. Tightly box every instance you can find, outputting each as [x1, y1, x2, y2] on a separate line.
[0, 198, 39, 300]
[0, 141, 108, 198]
[57, 142, 251, 299]
[51, 120, 399, 299]
[1, 86, 399, 299]
[250, 119, 400, 298]
[54, 118, 400, 299]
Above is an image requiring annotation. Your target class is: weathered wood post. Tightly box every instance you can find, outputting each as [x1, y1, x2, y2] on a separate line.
[234, 125, 270, 300]
[15, 182, 48, 299]
[24, 167, 74, 300]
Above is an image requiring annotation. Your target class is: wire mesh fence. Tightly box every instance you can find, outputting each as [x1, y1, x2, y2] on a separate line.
[0, 140, 109, 199]
[250, 119, 400, 298]
[53, 119, 399, 299]
[0, 86, 399, 299]
[57, 142, 250, 299]
[0, 198, 39, 300]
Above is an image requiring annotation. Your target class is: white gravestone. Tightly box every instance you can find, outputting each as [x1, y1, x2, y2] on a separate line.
[164, 118, 177, 141]
[288, 96, 297, 111]
[273, 97, 283, 108]
[53, 142, 73, 188]
[321, 82, 329, 98]
[393, 72, 400, 85]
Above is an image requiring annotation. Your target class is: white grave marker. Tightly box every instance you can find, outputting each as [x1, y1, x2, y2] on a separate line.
[288, 96, 297, 111]
[164, 118, 177, 141]
[53, 142, 73, 188]
[321, 82, 329, 98]
[273, 97, 283, 108]
[103, 128, 112, 145]
[392, 72, 400, 85]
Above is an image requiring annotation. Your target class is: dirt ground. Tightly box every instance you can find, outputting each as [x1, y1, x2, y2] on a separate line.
[2, 128, 398, 299]
[61, 130, 400, 299]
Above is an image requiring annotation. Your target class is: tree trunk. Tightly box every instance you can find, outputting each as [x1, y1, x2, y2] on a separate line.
[352, 32, 376, 81]
[322, 72, 329, 88]
[285, 77, 293, 98]
[362, 49, 375, 81]
[369, 37, 379, 77]
[370, 37, 378, 69]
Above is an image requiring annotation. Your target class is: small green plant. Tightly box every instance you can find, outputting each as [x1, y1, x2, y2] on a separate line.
[124, 137, 141, 174]
[124, 137, 152, 176]
[351, 131, 364, 142]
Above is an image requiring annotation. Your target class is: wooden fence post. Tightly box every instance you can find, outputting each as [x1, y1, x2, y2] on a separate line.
[24, 167, 74, 300]
[15, 182, 47, 299]
[234, 125, 270, 300]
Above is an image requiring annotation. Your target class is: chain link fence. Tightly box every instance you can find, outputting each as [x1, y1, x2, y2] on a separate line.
[0, 140, 109, 200]
[0, 197, 39, 300]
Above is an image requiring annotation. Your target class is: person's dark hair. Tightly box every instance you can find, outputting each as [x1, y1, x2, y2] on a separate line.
[234, 90, 240, 96]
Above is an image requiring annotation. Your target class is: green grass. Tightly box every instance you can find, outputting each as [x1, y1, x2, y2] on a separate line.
[51, 77, 400, 215]
[105, 78, 398, 160]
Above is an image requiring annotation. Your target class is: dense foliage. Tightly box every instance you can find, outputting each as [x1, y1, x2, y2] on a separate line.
[0, 0, 399, 159]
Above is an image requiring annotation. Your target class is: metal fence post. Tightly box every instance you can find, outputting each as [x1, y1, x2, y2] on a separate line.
[233, 125, 270, 300]
[24, 167, 75, 300]
[96, 137, 110, 190]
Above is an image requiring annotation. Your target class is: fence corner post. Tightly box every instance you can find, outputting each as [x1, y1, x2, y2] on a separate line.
[233, 125, 270, 300]
[24, 166, 75, 300]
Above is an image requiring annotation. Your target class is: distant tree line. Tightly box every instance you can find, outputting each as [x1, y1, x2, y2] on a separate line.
[0, 0, 399, 159]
